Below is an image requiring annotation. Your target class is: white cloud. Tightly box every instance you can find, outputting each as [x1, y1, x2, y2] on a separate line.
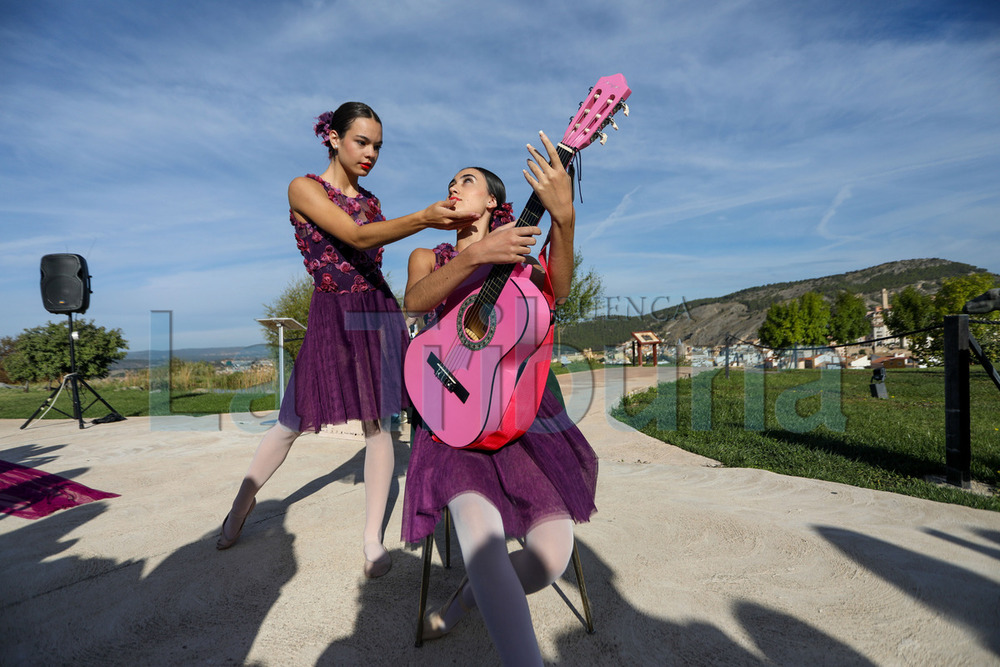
[584, 187, 640, 242]
[816, 185, 853, 240]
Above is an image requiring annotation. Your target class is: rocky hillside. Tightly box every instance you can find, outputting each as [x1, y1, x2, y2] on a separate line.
[562, 258, 995, 351]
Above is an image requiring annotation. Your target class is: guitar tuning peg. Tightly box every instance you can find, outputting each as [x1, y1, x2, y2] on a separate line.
[622, 102, 630, 117]
[610, 118, 619, 131]
[598, 131, 608, 145]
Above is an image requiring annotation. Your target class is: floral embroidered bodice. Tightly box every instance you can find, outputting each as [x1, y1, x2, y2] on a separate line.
[420, 242, 460, 325]
[291, 174, 387, 294]
[431, 242, 458, 271]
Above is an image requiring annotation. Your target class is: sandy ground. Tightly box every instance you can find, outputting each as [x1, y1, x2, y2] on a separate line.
[1, 366, 998, 666]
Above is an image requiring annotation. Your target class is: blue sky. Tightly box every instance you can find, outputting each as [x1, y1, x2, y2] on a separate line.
[2, 0, 998, 351]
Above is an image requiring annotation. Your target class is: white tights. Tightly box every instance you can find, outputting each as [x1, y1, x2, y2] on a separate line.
[223, 419, 394, 553]
[447, 492, 574, 667]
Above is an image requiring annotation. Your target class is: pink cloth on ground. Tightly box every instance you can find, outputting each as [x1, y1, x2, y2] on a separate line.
[0, 460, 119, 519]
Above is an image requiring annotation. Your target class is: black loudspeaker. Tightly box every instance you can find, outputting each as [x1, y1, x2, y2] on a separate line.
[40, 253, 91, 314]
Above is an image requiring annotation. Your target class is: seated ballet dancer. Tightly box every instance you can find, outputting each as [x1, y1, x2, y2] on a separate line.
[400, 131, 598, 665]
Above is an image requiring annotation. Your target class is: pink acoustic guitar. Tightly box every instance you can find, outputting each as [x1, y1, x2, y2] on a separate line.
[404, 74, 632, 449]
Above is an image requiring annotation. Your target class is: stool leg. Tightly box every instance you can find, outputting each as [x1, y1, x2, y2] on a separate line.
[444, 505, 452, 569]
[571, 539, 595, 634]
[415, 534, 433, 647]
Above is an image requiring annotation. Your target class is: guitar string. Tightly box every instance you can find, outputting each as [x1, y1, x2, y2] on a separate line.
[468, 144, 576, 327]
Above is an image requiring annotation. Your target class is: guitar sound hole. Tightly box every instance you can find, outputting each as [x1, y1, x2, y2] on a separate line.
[463, 308, 489, 341]
[456, 297, 496, 350]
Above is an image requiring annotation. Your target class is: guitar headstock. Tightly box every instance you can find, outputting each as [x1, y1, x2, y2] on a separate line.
[561, 74, 631, 151]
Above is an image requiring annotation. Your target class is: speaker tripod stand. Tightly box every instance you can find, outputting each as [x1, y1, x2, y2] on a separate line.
[21, 313, 125, 430]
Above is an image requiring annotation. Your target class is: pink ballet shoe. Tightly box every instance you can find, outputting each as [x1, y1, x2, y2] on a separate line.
[423, 576, 471, 640]
[363, 542, 392, 578]
[216, 498, 256, 550]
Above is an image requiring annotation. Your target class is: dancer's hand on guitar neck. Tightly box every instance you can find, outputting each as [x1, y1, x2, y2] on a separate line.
[524, 130, 575, 301]
[523, 131, 575, 229]
[467, 221, 540, 267]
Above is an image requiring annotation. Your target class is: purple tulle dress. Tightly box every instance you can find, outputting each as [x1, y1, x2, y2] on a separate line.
[401, 243, 598, 543]
[277, 174, 409, 433]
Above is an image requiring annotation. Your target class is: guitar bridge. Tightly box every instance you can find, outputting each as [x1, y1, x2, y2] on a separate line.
[427, 352, 469, 403]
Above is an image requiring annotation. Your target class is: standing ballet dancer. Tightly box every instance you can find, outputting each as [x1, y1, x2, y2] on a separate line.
[217, 102, 477, 581]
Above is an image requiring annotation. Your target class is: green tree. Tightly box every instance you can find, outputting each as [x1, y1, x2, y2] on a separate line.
[934, 273, 1000, 363]
[758, 292, 831, 349]
[885, 286, 936, 334]
[552, 250, 604, 355]
[933, 273, 997, 317]
[4, 319, 128, 385]
[554, 250, 604, 328]
[260, 274, 313, 360]
[887, 286, 937, 364]
[798, 291, 830, 345]
[828, 291, 869, 344]
[0, 336, 16, 384]
[758, 300, 802, 349]
[886, 286, 938, 364]
[886, 274, 1000, 365]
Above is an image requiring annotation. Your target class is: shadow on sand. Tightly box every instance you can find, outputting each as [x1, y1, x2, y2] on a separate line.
[0, 497, 297, 664]
[0, 431, 415, 665]
[8, 431, 995, 664]
[315, 533, 875, 666]
[817, 525, 1000, 658]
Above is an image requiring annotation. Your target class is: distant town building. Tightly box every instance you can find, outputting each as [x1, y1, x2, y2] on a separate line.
[872, 353, 913, 369]
[847, 355, 872, 369]
[867, 288, 892, 343]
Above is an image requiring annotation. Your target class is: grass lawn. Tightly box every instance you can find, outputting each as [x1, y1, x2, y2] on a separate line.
[553, 359, 603, 375]
[612, 368, 1000, 512]
[0, 385, 276, 421]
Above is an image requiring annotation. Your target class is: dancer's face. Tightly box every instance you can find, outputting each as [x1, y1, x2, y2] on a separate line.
[331, 117, 382, 178]
[447, 168, 496, 219]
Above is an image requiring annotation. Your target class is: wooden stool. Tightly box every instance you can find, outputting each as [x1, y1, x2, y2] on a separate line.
[414, 506, 595, 646]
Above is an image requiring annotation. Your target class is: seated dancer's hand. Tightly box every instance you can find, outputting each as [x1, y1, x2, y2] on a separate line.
[423, 200, 481, 230]
[472, 221, 540, 265]
[523, 131, 574, 225]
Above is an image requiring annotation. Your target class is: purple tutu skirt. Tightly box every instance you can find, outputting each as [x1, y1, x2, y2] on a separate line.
[278, 288, 409, 433]
[401, 385, 598, 543]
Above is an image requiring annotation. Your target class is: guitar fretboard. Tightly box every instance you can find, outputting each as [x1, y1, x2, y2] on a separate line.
[474, 143, 576, 309]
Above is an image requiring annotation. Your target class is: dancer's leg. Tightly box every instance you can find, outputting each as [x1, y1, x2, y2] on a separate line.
[429, 513, 573, 630]
[510, 517, 574, 595]
[449, 493, 543, 667]
[361, 418, 394, 570]
[222, 422, 299, 541]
